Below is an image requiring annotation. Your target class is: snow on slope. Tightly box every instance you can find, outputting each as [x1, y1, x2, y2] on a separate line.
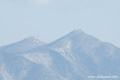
[22, 52, 52, 70]
[0, 29, 120, 80]
[0, 64, 14, 80]
[0, 36, 45, 53]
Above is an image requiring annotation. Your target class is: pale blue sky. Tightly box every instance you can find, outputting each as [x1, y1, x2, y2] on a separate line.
[0, 0, 120, 47]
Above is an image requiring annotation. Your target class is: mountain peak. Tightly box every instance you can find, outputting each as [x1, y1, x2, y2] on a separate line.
[23, 36, 42, 43]
[1, 36, 46, 53]
[64, 29, 84, 38]
[48, 29, 101, 48]
[69, 29, 85, 36]
[72, 29, 84, 33]
[24, 36, 38, 41]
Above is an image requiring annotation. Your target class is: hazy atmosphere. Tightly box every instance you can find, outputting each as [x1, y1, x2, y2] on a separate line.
[0, 1, 120, 80]
[0, 0, 120, 47]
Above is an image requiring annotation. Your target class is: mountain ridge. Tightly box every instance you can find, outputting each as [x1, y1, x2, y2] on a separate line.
[0, 29, 120, 80]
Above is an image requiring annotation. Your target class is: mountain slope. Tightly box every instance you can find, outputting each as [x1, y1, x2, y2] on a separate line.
[0, 36, 45, 53]
[0, 30, 120, 80]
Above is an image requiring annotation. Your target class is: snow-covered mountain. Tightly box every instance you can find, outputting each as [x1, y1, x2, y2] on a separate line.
[0, 29, 120, 80]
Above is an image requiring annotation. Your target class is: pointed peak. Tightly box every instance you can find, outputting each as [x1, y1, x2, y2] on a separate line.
[72, 29, 84, 33]
[67, 29, 85, 36]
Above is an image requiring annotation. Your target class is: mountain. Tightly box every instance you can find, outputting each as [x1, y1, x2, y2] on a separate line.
[0, 36, 45, 53]
[0, 29, 120, 80]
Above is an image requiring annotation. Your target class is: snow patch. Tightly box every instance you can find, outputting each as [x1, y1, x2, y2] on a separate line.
[0, 64, 14, 80]
[33, 39, 39, 43]
[22, 53, 52, 70]
[53, 40, 75, 64]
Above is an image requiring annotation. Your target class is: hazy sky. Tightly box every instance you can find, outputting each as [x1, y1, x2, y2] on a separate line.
[0, 0, 120, 47]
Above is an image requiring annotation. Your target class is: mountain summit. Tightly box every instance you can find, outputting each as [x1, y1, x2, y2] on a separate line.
[0, 30, 120, 80]
[71, 29, 84, 33]
[0, 36, 45, 53]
